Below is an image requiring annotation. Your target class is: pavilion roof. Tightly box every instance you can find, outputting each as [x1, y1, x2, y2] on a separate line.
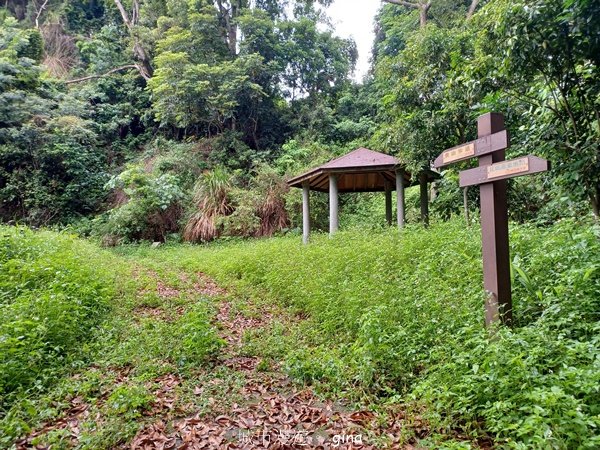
[287, 147, 439, 193]
[321, 147, 398, 169]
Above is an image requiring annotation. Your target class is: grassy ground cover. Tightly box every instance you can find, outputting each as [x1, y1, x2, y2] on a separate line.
[119, 218, 600, 449]
[0, 227, 224, 448]
[0, 227, 116, 404]
[1, 219, 598, 448]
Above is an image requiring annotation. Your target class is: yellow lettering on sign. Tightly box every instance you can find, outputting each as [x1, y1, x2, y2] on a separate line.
[442, 143, 475, 164]
[487, 158, 529, 179]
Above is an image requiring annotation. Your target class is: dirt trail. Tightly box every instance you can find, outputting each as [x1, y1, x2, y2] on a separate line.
[15, 270, 431, 449]
[130, 275, 413, 450]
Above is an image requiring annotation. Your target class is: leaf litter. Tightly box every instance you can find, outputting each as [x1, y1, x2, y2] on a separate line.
[130, 279, 422, 449]
[15, 270, 487, 449]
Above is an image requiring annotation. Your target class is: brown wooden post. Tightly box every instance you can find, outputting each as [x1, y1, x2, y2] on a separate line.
[434, 113, 548, 328]
[478, 113, 512, 325]
[384, 179, 392, 226]
[419, 172, 429, 227]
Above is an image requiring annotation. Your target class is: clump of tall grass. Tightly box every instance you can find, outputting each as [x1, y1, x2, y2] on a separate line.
[253, 169, 290, 237]
[184, 166, 289, 242]
[184, 167, 234, 242]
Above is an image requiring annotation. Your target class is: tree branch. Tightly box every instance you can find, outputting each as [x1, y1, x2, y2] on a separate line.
[383, 0, 420, 9]
[65, 65, 138, 84]
[34, 0, 50, 29]
[132, 0, 140, 25]
[383, 0, 430, 27]
[112, 0, 152, 79]
[113, 0, 132, 30]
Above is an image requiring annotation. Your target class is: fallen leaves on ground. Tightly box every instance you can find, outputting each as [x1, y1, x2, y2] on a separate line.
[194, 273, 227, 297]
[15, 272, 488, 450]
[130, 294, 417, 449]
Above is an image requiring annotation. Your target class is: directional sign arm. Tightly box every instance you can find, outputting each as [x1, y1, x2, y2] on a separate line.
[434, 130, 509, 169]
[459, 155, 550, 187]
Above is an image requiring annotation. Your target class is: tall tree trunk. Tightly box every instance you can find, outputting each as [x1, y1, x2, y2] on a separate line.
[419, 3, 431, 27]
[133, 42, 153, 79]
[216, 0, 240, 56]
[467, 0, 479, 19]
[229, 1, 239, 56]
[113, 0, 152, 80]
[591, 183, 600, 221]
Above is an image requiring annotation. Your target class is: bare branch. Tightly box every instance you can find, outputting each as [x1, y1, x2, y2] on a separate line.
[112, 0, 152, 78]
[383, 0, 431, 27]
[65, 65, 138, 84]
[132, 0, 140, 25]
[383, 0, 420, 9]
[113, 0, 132, 30]
[34, 0, 50, 29]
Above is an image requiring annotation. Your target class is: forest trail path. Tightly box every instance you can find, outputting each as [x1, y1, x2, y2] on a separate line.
[128, 271, 411, 450]
[14, 263, 454, 450]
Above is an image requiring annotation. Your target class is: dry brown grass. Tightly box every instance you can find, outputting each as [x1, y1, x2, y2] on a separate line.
[254, 172, 289, 237]
[40, 22, 78, 78]
[183, 213, 219, 243]
[183, 168, 234, 242]
[184, 167, 289, 241]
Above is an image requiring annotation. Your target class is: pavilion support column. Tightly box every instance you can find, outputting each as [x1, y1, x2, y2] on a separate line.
[419, 172, 429, 227]
[395, 169, 406, 229]
[329, 174, 339, 236]
[302, 181, 310, 244]
[384, 179, 392, 226]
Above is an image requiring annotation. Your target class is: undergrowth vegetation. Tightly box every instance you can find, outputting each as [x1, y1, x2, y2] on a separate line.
[125, 218, 600, 448]
[2, 219, 598, 448]
[0, 226, 115, 404]
[0, 226, 224, 447]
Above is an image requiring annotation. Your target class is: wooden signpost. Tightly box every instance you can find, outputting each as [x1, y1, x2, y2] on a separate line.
[434, 113, 550, 327]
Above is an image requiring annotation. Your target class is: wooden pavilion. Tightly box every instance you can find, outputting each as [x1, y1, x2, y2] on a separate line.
[288, 148, 440, 243]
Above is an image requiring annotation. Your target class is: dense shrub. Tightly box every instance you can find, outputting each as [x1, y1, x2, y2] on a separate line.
[102, 165, 185, 243]
[163, 218, 600, 448]
[413, 223, 599, 448]
[224, 166, 289, 238]
[0, 226, 116, 406]
[0, 17, 108, 226]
